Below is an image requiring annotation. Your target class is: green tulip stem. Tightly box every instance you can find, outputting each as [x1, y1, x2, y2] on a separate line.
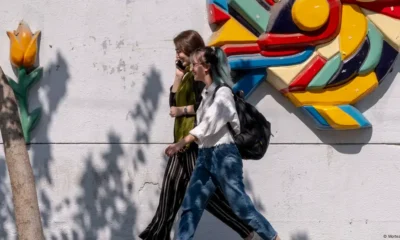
[7, 67, 43, 143]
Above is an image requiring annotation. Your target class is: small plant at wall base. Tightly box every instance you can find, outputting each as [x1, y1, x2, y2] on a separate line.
[6, 20, 42, 143]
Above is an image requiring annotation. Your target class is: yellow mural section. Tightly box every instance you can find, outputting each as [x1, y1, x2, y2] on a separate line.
[285, 72, 379, 106]
[292, 0, 330, 31]
[314, 105, 360, 129]
[339, 4, 368, 60]
[208, 18, 258, 46]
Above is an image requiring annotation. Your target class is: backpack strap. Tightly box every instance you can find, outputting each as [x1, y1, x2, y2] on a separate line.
[211, 83, 232, 102]
[211, 83, 237, 136]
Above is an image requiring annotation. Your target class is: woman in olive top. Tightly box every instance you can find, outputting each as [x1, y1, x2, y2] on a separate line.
[139, 30, 258, 240]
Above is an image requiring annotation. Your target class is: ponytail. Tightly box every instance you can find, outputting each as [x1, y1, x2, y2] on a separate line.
[190, 46, 234, 87]
[212, 47, 234, 87]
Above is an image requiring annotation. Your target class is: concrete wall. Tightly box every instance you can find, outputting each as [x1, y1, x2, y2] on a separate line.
[0, 0, 400, 239]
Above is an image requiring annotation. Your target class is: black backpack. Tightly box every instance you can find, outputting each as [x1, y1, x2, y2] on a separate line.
[212, 84, 272, 160]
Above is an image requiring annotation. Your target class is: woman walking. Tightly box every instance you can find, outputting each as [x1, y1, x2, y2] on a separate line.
[165, 46, 280, 240]
[139, 30, 258, 240]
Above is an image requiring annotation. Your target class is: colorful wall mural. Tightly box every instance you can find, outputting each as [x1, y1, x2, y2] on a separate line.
[206, 0, 400, 130]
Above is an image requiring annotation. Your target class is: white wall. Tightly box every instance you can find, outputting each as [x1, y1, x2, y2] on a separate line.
[0, 0, 400, 239]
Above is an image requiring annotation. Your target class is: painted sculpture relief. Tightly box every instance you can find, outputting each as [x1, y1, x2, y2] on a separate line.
[6, 21, 42, 142]
[206, 0, 400, 130]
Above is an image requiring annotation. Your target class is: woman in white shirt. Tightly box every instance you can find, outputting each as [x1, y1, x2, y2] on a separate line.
[165, 47, 280, 240]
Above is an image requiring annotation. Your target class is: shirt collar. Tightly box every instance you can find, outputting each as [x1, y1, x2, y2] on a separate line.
[202, 82, 217, 99]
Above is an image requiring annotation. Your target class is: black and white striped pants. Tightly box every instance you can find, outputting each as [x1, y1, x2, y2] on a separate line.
[139, 144, 253, 240]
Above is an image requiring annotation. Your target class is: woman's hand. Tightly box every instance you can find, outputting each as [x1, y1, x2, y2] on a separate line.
[165, 135, 197, 157]
[176, 67, 185, 79]
[169, 106, 183, 117]
[165, 141, 185, 157]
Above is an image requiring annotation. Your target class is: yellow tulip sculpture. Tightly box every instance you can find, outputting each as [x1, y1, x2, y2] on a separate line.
[6, 21, 43, 143]
[7, 20, 40, 68]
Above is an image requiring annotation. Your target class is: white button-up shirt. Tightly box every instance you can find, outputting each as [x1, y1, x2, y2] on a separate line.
[189, 82, 240, 148]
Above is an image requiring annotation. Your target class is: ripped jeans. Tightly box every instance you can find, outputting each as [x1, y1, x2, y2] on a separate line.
[177, 143, 278, 240]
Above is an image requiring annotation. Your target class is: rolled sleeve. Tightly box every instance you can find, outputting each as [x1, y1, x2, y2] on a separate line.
[189, 87, 237, 144]
[189, 126, 205, 145]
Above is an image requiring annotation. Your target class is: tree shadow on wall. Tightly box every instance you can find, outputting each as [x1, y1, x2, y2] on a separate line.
[21, 130, 139, 240]
[30, 50, 70, 179]
[291, 231, 311, 240]
[246, 57, 400, 154]
[128, 66, 165, 217]
[52, 131, 137, 240]
[43, 66, 165, 239]
[127, 66, 215, 236]
[129, 66, 164, 170]
[63, 66, 165, 239]
[30, 51, 71, 230]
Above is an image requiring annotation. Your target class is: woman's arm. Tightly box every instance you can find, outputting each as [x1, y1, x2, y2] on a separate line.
[169, 105, 196, 117]
[165, 134, 197, 156]
[170, 68, 185, 108]
[171, 69, 185, 93]
[165, 87, 237, 156]
[169, 87, 177, 107]
[169, 79, 204, 117]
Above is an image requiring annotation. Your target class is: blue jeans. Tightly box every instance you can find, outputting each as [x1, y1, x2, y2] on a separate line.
[177, 144, 277, 240]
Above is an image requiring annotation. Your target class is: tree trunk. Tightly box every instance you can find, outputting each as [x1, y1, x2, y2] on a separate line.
[0, 66, 44, 239]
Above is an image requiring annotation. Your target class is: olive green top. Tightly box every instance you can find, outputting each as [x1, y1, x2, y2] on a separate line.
[170, 70, 204, 145]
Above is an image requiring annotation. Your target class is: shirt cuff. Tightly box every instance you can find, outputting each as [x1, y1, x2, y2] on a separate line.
[189, 127, 204, 145]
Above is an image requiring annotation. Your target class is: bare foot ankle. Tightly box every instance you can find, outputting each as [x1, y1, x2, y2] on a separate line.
[275, 236, 281, 240]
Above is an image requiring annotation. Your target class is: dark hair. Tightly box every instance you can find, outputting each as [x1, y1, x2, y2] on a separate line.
[190, 47, 234, 86]
[173, 30, 205, 55]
